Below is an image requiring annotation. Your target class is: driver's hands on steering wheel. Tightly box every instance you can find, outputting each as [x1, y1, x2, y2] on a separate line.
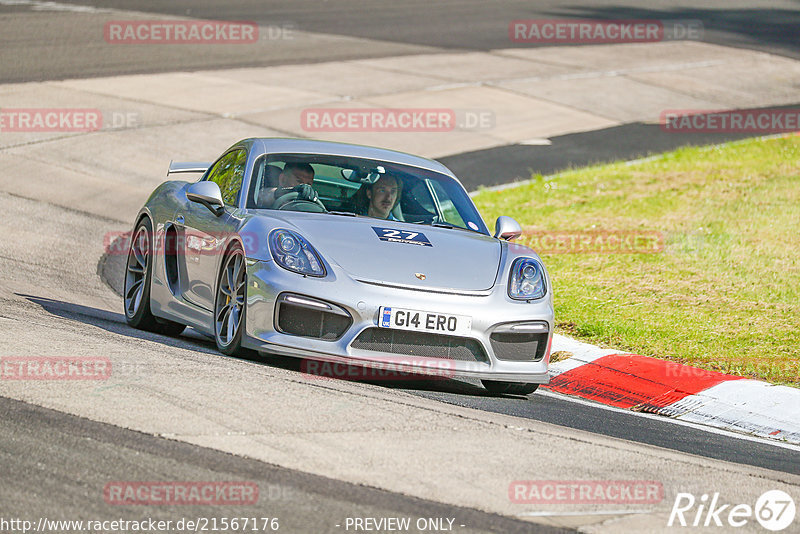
[277, 184, 317, 203]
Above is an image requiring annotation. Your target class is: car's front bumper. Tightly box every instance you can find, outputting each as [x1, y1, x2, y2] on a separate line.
[243, 259, 553, 383]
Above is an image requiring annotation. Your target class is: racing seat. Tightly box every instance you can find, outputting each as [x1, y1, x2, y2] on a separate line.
[390, 201, 405, 221]
[255, 163, 285, 207]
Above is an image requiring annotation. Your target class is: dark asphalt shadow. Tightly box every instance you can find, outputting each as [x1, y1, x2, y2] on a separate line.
[441, 107, 800, 191]
[52, 0, 800, 60]
[18, 293, 221, 356]
[535, 5, 800, 59]
[17, 293, 504, 398]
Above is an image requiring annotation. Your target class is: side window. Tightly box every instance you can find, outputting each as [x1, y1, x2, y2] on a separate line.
[429, 180, 466, 227]
[407, 180, 436, 213]
[207, 149, 247, 206]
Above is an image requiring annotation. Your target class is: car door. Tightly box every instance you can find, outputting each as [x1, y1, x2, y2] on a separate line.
[179, 148, 247, 311]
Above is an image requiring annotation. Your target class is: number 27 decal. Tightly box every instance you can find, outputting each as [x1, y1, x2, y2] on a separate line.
[383, 229, 417, 239]
[372, 226, 432, 247]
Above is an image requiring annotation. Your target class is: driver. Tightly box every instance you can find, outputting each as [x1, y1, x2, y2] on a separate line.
[259, 162, 317, 207]
[352, 174, 401, 220]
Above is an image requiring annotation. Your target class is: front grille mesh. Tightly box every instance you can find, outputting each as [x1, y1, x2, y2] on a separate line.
[276, 301, 351, 340]
[489, 332, 548, 362]
[351, 328, 487, 362]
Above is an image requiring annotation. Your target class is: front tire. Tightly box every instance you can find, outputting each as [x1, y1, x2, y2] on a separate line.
[123, 218, 186, 336]
[213, 243, 252, 356]
[482, 380, 539, 396]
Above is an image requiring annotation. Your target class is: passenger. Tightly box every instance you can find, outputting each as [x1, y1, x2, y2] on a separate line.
[259, 162, 317, 207]
[351, 174, 402, 220]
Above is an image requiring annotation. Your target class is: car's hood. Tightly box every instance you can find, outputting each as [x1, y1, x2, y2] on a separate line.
[274, 214, 502, 291]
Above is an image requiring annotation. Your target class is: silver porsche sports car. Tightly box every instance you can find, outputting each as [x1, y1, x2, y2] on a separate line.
[124, 138, 553, 395]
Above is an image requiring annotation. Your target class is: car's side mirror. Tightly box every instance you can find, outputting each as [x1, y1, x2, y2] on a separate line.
[494, 216, 522, 241]
[186, 181, 225, 216]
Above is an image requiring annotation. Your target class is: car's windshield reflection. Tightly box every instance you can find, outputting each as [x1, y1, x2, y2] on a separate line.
[246, 153, 489, 235]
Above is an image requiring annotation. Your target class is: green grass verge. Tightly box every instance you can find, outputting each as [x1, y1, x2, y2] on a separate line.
[473, 135, 800, 386]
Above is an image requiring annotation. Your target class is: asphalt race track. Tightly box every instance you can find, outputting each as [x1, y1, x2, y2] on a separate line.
[1, 0, 798, 82]
[97, 262, 800, 476]
[1, 2, 799, 533]
[0, 396, 554, 534]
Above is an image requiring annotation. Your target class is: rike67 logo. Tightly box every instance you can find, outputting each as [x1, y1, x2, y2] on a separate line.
[668, 490, 795, 531]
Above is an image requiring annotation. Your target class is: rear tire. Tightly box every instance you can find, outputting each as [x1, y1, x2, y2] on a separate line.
[482, 380, 539, 396]
[123, 218, 186, 336]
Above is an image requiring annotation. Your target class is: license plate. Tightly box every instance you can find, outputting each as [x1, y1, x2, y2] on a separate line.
[379, 306, 472, 336]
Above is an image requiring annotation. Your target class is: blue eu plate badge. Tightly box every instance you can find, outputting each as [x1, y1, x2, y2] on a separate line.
[381, 307, 392, 327]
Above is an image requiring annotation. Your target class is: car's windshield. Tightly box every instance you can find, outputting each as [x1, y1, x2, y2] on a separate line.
[247, 153, 489, 235]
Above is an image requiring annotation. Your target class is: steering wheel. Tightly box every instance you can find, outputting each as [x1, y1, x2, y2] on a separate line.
[272, 191, 327, 213]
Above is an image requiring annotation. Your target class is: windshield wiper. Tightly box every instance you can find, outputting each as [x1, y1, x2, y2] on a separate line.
[430, 221, 482, 234]
[327, 211, 357, 217]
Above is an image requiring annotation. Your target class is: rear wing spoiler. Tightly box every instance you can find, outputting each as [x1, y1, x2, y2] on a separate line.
[167, 161, 211, 175]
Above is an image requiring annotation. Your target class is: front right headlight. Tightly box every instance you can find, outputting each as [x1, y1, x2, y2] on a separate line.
[508, 257, 546, 300]
[269, 229, 326, 277]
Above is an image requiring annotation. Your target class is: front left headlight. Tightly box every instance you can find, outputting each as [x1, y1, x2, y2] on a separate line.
[508, 257, 546, 300]
[269, 229, 326, 277]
